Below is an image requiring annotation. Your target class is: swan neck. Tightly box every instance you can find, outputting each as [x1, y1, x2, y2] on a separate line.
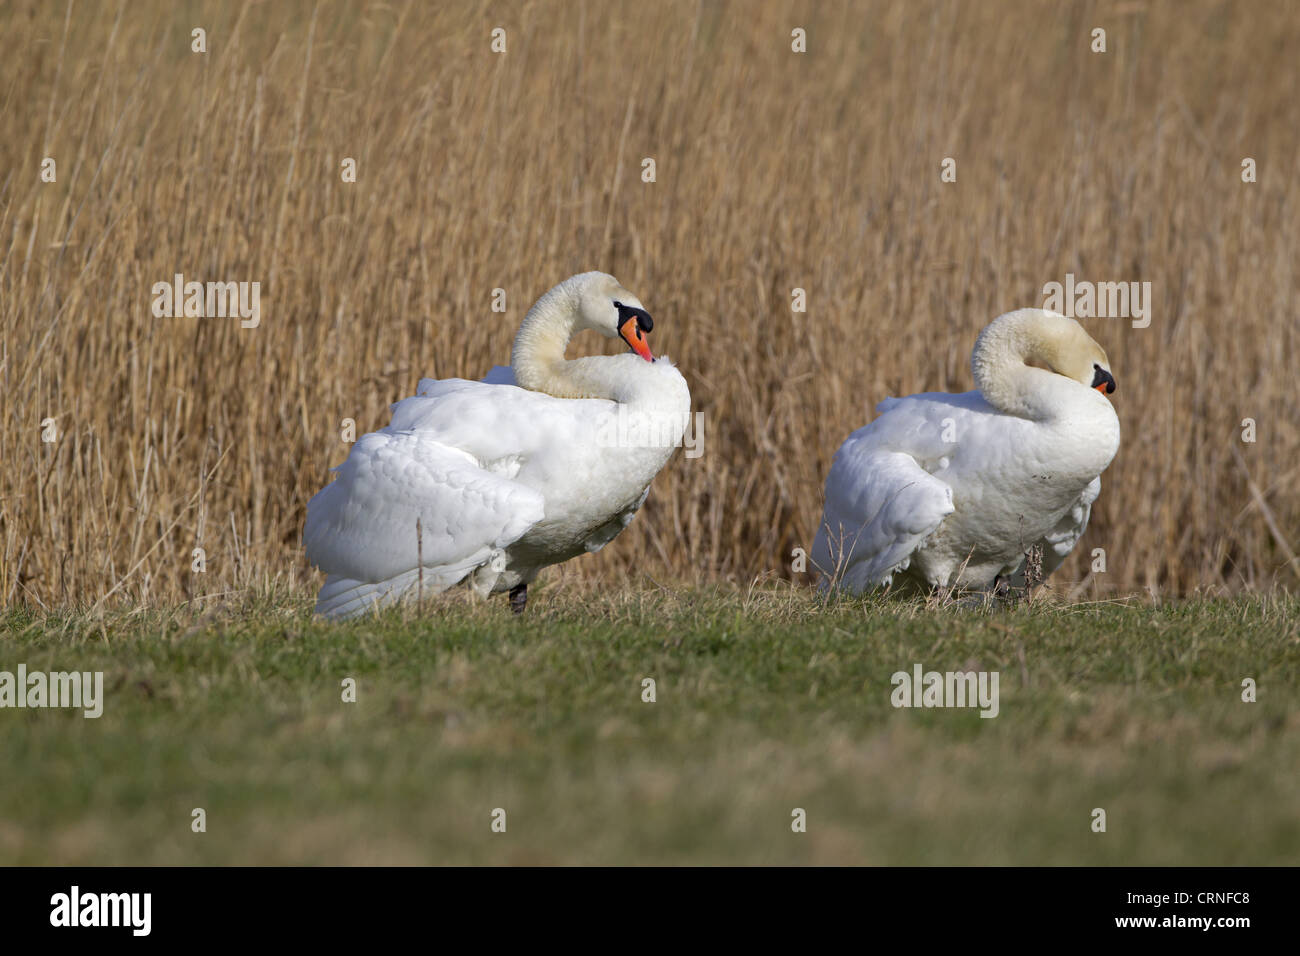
[510, 286, 607, 399]
[971, 320, 1059, 419]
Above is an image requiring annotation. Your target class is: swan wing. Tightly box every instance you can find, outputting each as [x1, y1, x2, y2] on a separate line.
[813, 440, 955, 592]
[304, 429, 545, 613]
[403, 378, 615, 461]
[813, 393, 991, 591]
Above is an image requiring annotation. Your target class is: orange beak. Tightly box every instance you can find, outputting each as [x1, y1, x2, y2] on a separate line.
[619, 317, 654, 362]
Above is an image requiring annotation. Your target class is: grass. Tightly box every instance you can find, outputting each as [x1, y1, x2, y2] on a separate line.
[3, 586, 1297, 865]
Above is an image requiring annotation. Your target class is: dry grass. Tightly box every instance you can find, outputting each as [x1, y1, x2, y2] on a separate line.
[2, 0, 1297, 610]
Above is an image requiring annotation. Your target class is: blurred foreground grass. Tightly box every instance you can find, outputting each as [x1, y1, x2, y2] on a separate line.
[1, 586, 1296, 864]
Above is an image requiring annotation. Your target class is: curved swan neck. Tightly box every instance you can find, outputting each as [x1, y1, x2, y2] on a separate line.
[511, 281, 635, 401]
[971, 312, 1073, 420]
[511, 282, 582, 395]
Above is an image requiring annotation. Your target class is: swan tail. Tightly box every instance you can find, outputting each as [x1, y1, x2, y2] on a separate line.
[814, 448, 955, 593]
[315, 569, 424, 619]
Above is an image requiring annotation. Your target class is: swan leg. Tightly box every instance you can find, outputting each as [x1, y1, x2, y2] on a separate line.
[509, 583, 527, 615]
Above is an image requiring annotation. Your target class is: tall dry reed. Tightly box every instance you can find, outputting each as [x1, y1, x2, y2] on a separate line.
[2, 0, 1297, 609]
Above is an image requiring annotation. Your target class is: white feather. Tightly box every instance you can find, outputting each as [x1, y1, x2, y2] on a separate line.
[304, 274, 690, 617]
[813, 310, 1120, 593]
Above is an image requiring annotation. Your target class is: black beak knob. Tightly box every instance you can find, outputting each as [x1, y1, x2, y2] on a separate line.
[615, 301, 653, 333]
[1091, 365, 1116, 394]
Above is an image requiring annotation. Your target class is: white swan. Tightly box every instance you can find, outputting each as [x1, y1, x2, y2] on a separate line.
[304, 272, 691, 618]
[812, 309, 1120, 594]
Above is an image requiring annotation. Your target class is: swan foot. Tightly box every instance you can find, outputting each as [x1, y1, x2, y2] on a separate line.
[509, 583, 528, 615]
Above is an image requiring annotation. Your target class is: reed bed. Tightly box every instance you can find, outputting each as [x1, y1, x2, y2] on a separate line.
[2, 0, 1297, 609]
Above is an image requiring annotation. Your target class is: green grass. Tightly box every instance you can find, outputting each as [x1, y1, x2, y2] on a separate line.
[1, 587, 1297, 865]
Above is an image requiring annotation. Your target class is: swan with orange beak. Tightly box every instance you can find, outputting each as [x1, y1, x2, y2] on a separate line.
[305, 272, 691, 618]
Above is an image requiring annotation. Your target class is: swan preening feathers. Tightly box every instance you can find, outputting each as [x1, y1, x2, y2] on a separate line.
[304, 272, 691, 618]
[812, 309, 1119, 595]
[306, 291, 1119, 617]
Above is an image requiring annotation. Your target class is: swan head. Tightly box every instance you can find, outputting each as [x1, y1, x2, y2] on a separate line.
[510, 272, 660, 397]
[572, 272, 655, 362]
[972, 309, 1116, 414]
